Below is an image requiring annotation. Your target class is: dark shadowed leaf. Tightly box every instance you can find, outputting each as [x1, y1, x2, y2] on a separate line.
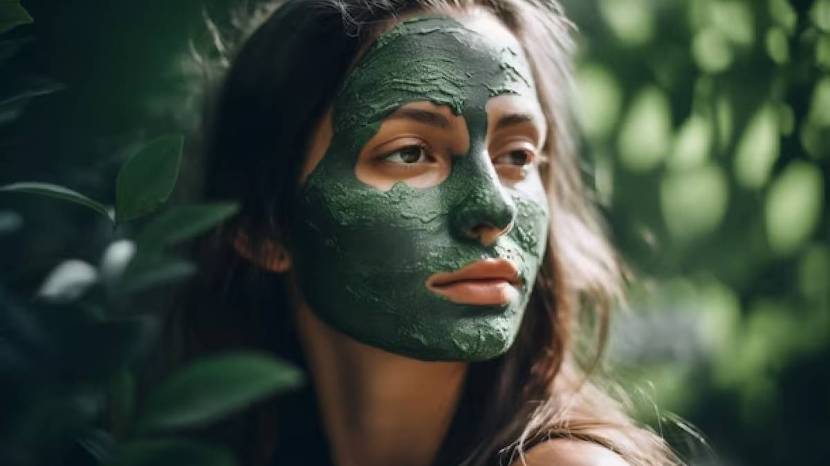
[0, 78, 63, 107]
[118, 253, 195, 295]
[0, 77, 63, 125]
[136, 202, 239, 250]
[115, 135, 183, 224]
[109, 439, 236, 466]
[136, 352, 303, 433]
[0, 0, 32, 34]
[0, 295, 156, 382]
[0, 182, 113, 222]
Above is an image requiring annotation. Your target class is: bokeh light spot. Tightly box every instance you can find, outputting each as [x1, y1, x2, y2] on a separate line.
[598, 0, 655, 46]
[734, 103, 780, 189]
[765, 27, 790, 63]
[661, 163, 729, 241]
[692, 27, 734, 73]
[710, 0, 756, 46]
[668, 114, 713, 171]
[618, 85, 673, 172]
[765, 162, 824, 256]
[575, 63, 623, 140]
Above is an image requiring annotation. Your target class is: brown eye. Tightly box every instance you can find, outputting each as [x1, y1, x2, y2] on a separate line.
[495, 149, 532, 167]
[384, 144, 429, 164]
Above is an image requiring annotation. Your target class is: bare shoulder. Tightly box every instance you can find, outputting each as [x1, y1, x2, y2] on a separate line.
[510, 439, 630, 466]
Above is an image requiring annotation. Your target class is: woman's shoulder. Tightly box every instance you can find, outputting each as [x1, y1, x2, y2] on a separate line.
[510, 439, 630, 466]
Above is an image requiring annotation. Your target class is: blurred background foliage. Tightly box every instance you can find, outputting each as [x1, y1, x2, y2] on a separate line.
[0, 0, 826, 465]
[563, 0, 828, 464]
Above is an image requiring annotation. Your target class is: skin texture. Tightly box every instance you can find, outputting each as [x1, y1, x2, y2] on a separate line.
[290, 15, 549, 361]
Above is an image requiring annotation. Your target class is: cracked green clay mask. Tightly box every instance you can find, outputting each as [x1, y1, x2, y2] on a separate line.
[291, 15, 550, 360]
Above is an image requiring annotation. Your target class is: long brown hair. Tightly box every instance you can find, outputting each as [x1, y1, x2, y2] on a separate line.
[170, 0, 680, 465]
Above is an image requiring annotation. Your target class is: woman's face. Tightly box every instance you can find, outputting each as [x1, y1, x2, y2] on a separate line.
[289, 12, 550, 361]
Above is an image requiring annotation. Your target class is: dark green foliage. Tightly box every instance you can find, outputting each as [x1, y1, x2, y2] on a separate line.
[0, 0, 31, 34]
[136, 352, 303, 433]
[0, 0, 826, 465]
[115, 135, 183, 224]
[0, 182, 113, 221]
[0, 9, 303, 464]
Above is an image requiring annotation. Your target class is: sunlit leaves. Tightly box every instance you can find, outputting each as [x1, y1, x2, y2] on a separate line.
[800, 76, 830, 158]
[598, 0, 655, 46]
[710, 1, 755, 46]
[765, 27, 790, 63]
[115, 135, 183, 223]
[575, 63, 623, 140]
[661, 163, 729, 241]
[734, 104, 780, 189]
[617, 86, 672, 172]
[668, 114, 712, 170]
[765, 162, 824, 255]
[769, 0, 798, 33]
[693, 28, 734, 72]
[806, 76, 830, 127]
[136, 352, 303, 433]
[810, 0, 830, 31]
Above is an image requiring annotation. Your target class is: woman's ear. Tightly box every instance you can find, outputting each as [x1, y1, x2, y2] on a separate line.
[232, 231, 292, 273]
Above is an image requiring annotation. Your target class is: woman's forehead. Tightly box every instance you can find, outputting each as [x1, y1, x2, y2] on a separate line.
[332, 14, 536, 130]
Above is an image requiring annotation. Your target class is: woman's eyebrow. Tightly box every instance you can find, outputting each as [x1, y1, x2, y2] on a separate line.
[492, 113, 537, 131]
[388, 108, 451, 128]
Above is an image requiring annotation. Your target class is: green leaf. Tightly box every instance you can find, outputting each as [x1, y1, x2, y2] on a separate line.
[0, 0, 32, 34]
[0, 78, 63, 125]
[0, 79, 63, 108]
[115, 135, 183, 224]
[37, 259, 99, 303]
[118, 253, 195, 295]
[0, 181, 113, 222]
[136, 202, 239, 250]
[136, 352, 303, 433]
[109, 439, 236, 466]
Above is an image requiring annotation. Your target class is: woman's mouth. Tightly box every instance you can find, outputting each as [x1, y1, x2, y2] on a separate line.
[425, 258, 521, 306]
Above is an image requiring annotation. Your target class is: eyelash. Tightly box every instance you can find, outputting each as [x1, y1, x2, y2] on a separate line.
[494, 149, 533, 167]
[377, 141, 540, 169]
[493, 141, 538, 168]
[379, 142, 433, 165]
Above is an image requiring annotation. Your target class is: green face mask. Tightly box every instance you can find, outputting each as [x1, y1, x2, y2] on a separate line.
[290, 16, 549, 361]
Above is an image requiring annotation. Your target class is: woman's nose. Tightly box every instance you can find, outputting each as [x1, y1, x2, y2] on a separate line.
[450, 161, 517, 247]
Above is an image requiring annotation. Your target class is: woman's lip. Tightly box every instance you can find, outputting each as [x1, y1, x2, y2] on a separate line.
[425, 259, 521, 306]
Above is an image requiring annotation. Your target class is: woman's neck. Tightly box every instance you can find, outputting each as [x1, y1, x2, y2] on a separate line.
[294, 304, 468, 466]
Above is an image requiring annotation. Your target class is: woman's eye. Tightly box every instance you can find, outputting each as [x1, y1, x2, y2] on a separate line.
[383, 145, 429, 164]
[495, 149, 533, 167]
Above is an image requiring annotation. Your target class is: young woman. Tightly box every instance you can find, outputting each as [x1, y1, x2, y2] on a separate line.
[170, 0, 680, 465]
